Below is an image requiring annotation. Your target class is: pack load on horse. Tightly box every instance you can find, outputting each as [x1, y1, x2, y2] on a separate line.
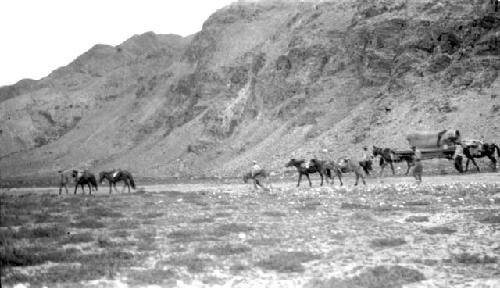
[406, 129, 461, 149]
[404, 130, 459, 161]
[460, 139, 500, 172]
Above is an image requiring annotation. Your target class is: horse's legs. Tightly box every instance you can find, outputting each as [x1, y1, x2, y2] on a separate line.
[379, 162, 385, 177]
[306, 174, 312, 187]
[337, 170, 343, 186]
[113, 182, 119, 193]
[405, 161, 412, 175]
[297, 173, 302, 187]
[80, 184, 85, 194]
[354, 172, 359, 186]
[470, 158, 480, 171]
[389, 161, 395, 175]
[87, 183, 92, 195]
[487, 155, 497, 170]
[74, 184, 78, 195]
[319, 172, 324, 186]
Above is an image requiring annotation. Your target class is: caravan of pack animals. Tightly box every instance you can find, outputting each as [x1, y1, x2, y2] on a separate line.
[64, 129, 499, 193]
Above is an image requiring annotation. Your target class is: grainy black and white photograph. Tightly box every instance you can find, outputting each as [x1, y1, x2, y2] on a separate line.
[1, 0, 500, 287]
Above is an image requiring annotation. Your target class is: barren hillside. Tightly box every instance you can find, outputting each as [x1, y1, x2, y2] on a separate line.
[1, 0, 499, 179]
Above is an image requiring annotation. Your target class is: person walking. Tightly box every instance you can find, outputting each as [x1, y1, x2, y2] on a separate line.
[251, 160, 262, 177]
[360, 146, 372, 175]
[412, 146, 423, 183]
[58, 170, 69, 195]
[454, 141, 465, 173]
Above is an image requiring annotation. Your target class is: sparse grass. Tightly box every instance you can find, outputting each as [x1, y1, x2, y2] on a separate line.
[110, 219, 140, 230]
[230, 263, 250, 274]
[70, 218, 106, 229]
[257, 251, 320, 273]
[167, 229, 203, 241]
[405, 216, 429, 222]
[164, 254, 212, 273]
[350, 211, 375, 221]
[59, 232, 94, 245]
[263, 211, 287, 217]
[308, 266, 425, 288]
[86, 206, 124, 218]
[214, 212, 232, 218]
[404, 200, 431, 206]
[191, 216, 215, 223]
[33, 213, 69, 224]
[210, 223, 254, 237]
[3, 250, 138, 285]
[136, 212, 164, 219]
[422, 226, 456, 235]
[0, 214, 28, 227]
[198, 244, 251, 256]
[341, 202, 370, 209]
[476, 214, 500, 224]
[1, 246, 79, 267]
[111, 229, 130, 238]
[296, 201, 321, 211]
[370, 237, 407, 248]
[247, 237, 282, 246]
[126, 268, 177, 285]
[451, 252, 497, 264]
[16, 225, 68, 239]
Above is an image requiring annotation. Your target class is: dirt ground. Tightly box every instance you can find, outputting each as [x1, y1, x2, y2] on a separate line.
[1, 172, 500, 288]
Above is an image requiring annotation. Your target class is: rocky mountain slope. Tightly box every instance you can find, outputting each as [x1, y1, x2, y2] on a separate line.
[1, 0, 499, 179]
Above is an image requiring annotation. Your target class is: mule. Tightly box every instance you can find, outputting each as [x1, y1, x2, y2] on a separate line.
[309, 159, 343, 186]
[372, 145, 414, 176]
[286, 159, 325, 187]
[463, 142, 500, 172]
[243, 169, 269, 190]
[72, 170, 98, 195]
[98, 170, 136, 194]
[336, 158, 367, 186]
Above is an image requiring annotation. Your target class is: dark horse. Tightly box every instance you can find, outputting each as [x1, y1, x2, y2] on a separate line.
[372, 145, 414, 176]
[286, 158, 328, 187]
[98, 170, 136, 193]
[463, 142, 500, 172]
[243, 169, 269, 190]
[72, 170, 98, 195]
[309, 159, 343, 186]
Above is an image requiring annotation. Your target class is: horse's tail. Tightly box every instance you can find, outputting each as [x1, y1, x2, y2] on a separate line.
[128, 173, 136, 189]
[494, 143, 500, 159]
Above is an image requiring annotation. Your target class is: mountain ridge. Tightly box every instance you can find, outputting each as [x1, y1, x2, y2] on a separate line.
[1, 0, 499, 179]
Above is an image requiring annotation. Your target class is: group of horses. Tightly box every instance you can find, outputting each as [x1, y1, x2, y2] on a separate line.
[244, 141, 500, 189]
[244, 157, 370, 189]
[69, 169, 136, 194]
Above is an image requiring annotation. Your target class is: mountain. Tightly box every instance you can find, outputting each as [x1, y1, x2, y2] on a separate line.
[1, 0, 499, 179]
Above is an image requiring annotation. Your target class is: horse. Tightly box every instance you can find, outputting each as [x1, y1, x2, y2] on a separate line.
[286, 158, 326, 187]
[336, 158, 367, 186]
[243, 169, 269, 190]
[309, 159, 343, 186]
[98, 170, 136, 194]
[372, 145, 414, 176]
[72, 170, 98, 195]
[463, 142, 500, 172]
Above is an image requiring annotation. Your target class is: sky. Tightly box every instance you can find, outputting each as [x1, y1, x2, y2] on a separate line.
[0, 0, 235, 87]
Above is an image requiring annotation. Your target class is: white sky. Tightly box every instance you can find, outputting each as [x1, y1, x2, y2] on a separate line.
[0, 0, 235, 87]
